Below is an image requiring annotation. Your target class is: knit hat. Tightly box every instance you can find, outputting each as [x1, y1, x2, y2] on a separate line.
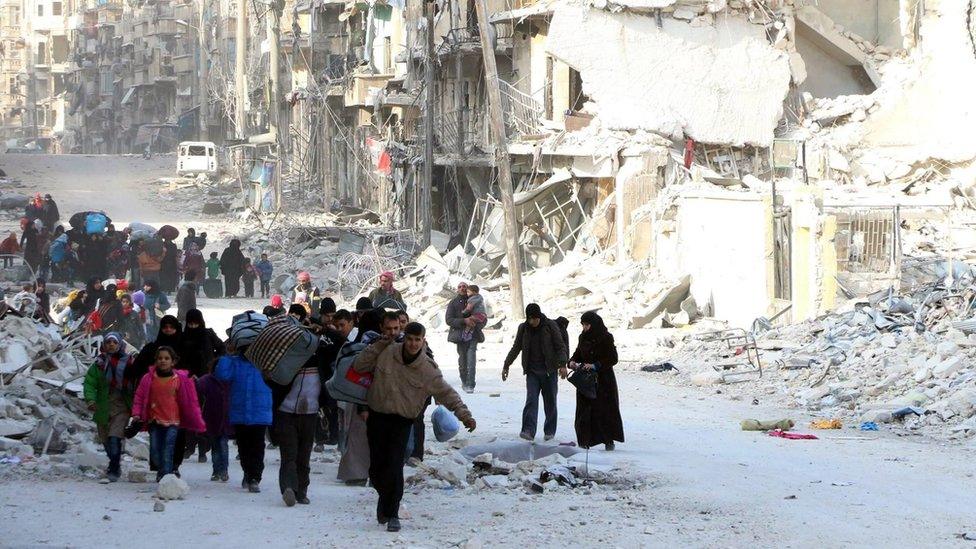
[320, 297, 337, 315]
[131, 290, 146, 307]
[103, 332, 122, 345]
[229, 311, 268, 348]
[270, 295, 283, 308]
[525, 303, 542, 319]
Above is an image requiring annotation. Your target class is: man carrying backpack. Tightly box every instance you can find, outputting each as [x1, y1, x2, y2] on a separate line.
[502, 303, 568, 442]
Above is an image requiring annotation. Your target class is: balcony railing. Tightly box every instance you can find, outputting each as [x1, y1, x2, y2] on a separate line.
[498, 79, 542, 137]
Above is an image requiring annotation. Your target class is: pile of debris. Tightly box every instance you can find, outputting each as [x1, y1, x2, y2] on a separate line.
[406, 440, 637, 496]
[0, 315, 141, 479]
[656, 259, 976, 441]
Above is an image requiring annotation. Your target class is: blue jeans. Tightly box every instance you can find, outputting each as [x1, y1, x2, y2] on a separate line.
[456, 341, 478, 390]
[210, 435, 229, 476]
[521, 370, 559, 438]
[149, 424, 179, 479]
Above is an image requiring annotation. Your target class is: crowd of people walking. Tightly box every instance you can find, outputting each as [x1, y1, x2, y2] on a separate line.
[6, 195, 624, 533]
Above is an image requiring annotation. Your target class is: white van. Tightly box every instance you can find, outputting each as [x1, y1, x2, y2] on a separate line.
[177, 141, 218, 176]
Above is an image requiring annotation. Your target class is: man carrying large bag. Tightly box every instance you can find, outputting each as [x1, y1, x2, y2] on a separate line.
[351, 322, 476, 532]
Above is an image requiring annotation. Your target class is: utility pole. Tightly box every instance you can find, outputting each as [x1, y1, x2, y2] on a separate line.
[267, 0, 281, 144]
[234, 0, 247, 138]
[474, 0, 524, 316]
[198, 0, 209, 141]
[420, 2, 435, 248]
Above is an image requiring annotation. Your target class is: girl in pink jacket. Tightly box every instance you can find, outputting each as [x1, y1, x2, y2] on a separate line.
[131, 346, 206, 481]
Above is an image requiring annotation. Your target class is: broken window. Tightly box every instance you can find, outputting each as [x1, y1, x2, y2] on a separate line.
[52, 1, 61, 15]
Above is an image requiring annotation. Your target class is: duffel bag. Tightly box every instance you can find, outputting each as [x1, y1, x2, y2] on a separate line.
[325, 340, 371, 405]
[245, 315, 317, 385]
[228, 310, 267, 347]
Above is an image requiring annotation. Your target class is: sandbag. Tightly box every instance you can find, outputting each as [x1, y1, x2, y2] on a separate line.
[325, 340, 371, 405]
[157, 224, 179, 241]
[431, 405, 460, 442]
[245, 316, 317, 385]
[85, 212, 109, 234]
[203, 278, 223, 299]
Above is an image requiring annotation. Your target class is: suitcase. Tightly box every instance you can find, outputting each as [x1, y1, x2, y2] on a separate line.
[203, 278, 223, 298]
[325, 340, 371, 405]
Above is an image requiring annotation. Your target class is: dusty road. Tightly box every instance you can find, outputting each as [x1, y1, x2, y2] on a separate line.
[3, 154, 976, 547]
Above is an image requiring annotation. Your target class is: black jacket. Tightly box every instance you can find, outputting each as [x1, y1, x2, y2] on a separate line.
[179, 326, 226, 378]
[269, 330, 344, 412]
[503, 316, 568, 374]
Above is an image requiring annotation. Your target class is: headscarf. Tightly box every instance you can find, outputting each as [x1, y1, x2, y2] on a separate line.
[380, 271, 395, 292]
[580, 310, 608, 336]
[98, 332, 131, 389]
[270, 295, 284, 308]
[154, 315, 183, 348]
[185, 308, 205, 327]
[297, 271, 311, 283]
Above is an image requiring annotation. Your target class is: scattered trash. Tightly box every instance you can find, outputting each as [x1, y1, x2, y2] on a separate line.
[784, 494, 797, 500]
[768, 429, 818, 440]
[811, 419, 843, 430]
[859, 422, 879, 431]
[640, 362, 678, 373]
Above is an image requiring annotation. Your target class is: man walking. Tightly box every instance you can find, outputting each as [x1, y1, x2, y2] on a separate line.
[502, 303, 568, 441]
[353, 322, 475, 532]
[445, 282, 478, 393]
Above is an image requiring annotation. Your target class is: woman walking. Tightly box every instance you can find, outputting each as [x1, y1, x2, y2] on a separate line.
[567, 311, 623, 450]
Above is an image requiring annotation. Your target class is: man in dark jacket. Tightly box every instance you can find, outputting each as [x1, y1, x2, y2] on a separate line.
[40, 194, 59, 230]
[445, 281, 477, 392]
[502, 303, 568, 441]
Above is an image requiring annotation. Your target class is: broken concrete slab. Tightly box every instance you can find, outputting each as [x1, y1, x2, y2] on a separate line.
[547, 7, 791, 146]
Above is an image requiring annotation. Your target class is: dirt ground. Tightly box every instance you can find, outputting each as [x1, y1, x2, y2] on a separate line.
[2, 155, 976, 547]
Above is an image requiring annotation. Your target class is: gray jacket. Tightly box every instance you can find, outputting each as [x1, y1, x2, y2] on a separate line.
[445, 294, 467, 343]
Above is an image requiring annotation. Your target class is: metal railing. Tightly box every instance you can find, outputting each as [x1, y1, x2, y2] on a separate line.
[498, 79, 542, 137]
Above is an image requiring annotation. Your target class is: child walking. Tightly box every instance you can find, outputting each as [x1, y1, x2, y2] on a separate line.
[83, 332, 136, 482]
[130, 346, 206, 481]
[254, 253, 273, 299]
[196, 366, 232, 482]
[205, 252, 221, 280]
[242, 258, 257, 298]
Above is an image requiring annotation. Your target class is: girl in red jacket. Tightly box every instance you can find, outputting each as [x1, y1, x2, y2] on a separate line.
[131, 346, 206, 481]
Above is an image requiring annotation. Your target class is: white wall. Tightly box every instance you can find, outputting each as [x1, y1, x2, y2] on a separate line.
[546, 7, 791, 146]
[810, 0, 902, 50]
[667, 192, 771, 328]
[795, 33, 875, 98]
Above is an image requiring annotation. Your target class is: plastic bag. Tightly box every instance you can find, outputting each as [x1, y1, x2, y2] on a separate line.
[431, 405, 460, 442]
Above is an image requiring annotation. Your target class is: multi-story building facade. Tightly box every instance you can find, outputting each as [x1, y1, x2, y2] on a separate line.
[0, 0, 27, 143]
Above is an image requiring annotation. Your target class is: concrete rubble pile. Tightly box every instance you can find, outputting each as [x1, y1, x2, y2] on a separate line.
[661, 259, 976, 441]
[405, 440, 635, 496]
[0, 315, 149, 479]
